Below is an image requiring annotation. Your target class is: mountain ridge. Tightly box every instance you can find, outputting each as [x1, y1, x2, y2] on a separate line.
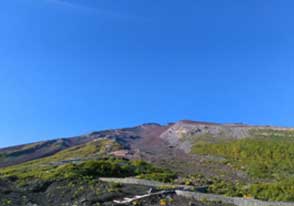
[1, 119, 294, 169]
[2, 119, 294, 149]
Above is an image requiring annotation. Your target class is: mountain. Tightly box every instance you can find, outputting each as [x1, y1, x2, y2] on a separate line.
[1, 120, 294, 205]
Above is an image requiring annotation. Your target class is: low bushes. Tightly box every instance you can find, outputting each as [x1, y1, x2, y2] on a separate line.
[191, 130, 294, 201]
[2, 158, 177, 184]
[57, 159, 177, 183]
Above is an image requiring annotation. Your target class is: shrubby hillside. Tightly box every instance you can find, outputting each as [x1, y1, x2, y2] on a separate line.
[1, 120, 294, 205]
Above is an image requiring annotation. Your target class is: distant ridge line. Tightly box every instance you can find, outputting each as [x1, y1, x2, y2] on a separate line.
[178, 119, 294, 130]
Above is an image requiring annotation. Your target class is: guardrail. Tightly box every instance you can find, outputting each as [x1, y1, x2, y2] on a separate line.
[176, 190, 294, 206]
[100, 177, 294, 206]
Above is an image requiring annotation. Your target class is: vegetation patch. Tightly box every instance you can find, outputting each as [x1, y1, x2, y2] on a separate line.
[0, 156, 177, 186]
[191, 129, 294, 201]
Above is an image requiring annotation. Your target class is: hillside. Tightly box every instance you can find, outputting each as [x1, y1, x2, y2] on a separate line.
[1, 120, 294, 205]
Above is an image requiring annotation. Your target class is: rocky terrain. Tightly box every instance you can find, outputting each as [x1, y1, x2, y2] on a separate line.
[1, 120, 294, 205]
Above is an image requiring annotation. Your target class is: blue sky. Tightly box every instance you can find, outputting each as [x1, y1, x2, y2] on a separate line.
[0, 0, 294, 147]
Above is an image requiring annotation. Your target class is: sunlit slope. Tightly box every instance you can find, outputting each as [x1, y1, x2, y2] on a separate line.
[189, 129, 294, 201]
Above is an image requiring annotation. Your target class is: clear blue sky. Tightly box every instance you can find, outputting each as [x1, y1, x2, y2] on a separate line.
[0, 0, 294, 147]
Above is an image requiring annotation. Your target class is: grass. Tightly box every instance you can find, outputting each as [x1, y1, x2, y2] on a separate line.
[0, 139, 123, 181]
[190, 128, 294, 201]
[0, 139, 177, 185]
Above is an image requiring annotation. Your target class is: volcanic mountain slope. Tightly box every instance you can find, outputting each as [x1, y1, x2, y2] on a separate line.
[0, 136, 97, 168]
[1, 120, 290, 174]
[0, 121, 275, 165]
[0, 123, 166, 168]
[1, 120, 294, 178]
[1, 120, 294, 205]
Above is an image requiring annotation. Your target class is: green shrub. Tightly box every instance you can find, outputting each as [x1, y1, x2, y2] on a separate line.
[138, 172, 177, 183]
[191, 129, 294, 201]
[0, 157, 177, 184]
